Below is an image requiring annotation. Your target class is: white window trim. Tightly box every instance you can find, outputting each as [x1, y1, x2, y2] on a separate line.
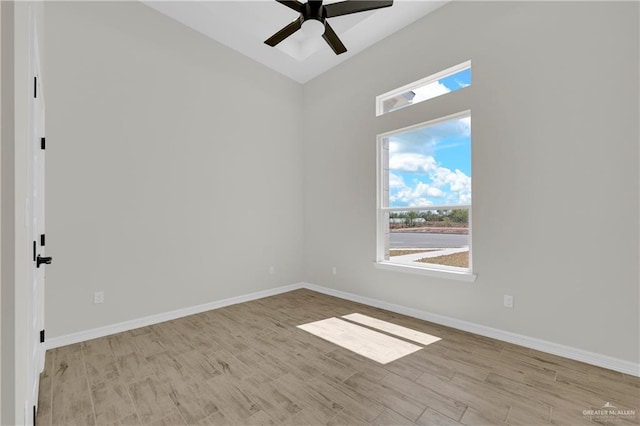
[375, 110, 475, 282]
[376, 60, 471, 116]
[374, 261, 477, 282]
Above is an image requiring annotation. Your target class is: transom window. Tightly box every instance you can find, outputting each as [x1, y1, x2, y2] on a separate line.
[376, 61, 471, 116]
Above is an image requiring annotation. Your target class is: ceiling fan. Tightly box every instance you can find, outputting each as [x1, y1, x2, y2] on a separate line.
[264, 0, 394, 55]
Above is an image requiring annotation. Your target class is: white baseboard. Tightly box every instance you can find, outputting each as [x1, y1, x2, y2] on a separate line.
[46, 281, 639, 377]
[302, 283, 640, 377]
[45, 283, 304, 350]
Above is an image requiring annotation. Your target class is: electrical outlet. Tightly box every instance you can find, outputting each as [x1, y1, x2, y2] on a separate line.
[269, 266, 275, 275]
[94, 291, 104, 304]
[332, 266, 337, 275]
[503, 294, 514, 308]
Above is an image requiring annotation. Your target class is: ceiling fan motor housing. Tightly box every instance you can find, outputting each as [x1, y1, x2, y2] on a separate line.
[303, 1, 326, 24]
[264, 0, 394, 55]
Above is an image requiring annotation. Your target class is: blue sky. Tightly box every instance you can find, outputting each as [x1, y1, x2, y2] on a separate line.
[386, 68, 472, 208]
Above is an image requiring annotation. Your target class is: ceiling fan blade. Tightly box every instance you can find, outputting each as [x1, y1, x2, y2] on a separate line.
[264, 18, 303, 46]
[324, 0, 393, 18]
[322, 22, 347, 55]
[276, 0, 304, 13]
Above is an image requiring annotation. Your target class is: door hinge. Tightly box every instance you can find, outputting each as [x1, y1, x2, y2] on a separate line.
[33, 404, 37, 426]
[40, 137, 45, 150]
[40, 234, 45, 246]
[34, 76, 37, 98]
[40, 329, 45, 343]
[33, 241, 36, 262]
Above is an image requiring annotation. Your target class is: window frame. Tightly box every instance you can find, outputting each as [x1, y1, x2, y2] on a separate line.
[375, 110, 476, 282]
[375, 60, 471, 116]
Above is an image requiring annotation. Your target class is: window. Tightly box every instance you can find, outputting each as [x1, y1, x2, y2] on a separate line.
[376, 63, 474, 280]
[377, 111, 472, 272]
[376, 61, 471, 116]
[376, 113, 474, 280]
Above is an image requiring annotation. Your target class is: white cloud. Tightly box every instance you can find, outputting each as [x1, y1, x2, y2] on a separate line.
[389, 153, 437, 173]
[389, 180, 444, 206]
[413, 182, 445, 198]
[388, 172, 405, 190]
[412, 81, 451, 103]
[458, 116, 471, 136]
[431, 167, 471, 204]
[408, 198, 433, 208]
[388, 167, 471, 207]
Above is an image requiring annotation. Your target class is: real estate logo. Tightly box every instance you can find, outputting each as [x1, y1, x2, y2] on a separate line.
[583, 402, 637, 423]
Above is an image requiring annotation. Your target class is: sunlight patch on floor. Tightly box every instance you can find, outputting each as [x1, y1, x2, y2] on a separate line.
[297, 317, 422, 364]
[342, 313, 441, 346]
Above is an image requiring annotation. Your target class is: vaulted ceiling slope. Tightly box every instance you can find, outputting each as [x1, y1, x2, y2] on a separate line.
[143, 0, 447, 83]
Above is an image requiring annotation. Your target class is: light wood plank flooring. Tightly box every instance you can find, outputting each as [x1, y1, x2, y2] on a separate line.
[37, 289, 639, 425]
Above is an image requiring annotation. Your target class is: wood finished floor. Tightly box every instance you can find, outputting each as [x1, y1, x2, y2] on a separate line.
[37, 289, 639, 426]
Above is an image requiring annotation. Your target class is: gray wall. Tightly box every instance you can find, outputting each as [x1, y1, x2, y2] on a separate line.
[43, 1, 639, 368]
[302, 1, 640, 363]
[44, 2, 304, 337]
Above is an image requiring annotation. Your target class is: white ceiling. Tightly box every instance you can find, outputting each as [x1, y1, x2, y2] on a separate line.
[143, 1, 447, 83]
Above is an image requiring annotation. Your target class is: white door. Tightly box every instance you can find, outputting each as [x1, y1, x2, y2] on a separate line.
[26, 9, 47, 423]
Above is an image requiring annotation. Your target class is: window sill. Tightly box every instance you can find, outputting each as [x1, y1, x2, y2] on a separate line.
[374, 261, 477, 283]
